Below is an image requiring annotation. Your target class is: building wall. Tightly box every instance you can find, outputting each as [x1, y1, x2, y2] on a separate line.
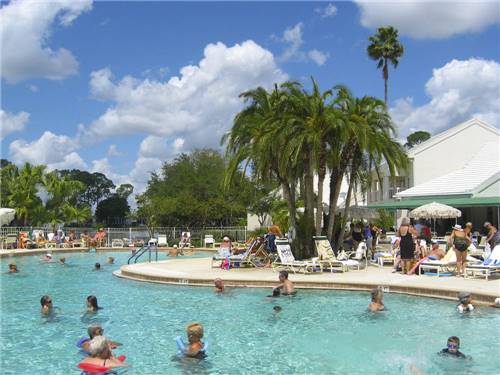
[412, 124, 497, 186]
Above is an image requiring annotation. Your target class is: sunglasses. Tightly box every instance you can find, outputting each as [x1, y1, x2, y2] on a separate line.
[447, 343, 458, 349]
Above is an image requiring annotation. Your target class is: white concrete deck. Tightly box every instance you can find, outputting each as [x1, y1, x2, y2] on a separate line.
[116, 257, 500, 304]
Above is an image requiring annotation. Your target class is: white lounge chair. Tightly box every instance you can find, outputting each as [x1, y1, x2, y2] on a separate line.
[178, 232, 191, 249]
[111, 239, 124, 248]
[419, 249, 456, 276]
[203, 234, 215, 248]
[211, 238, 264, 268]
[313, 236, 356, 272]
[158, 234, 168, 247]
[272, 239, 320, 274]
[337, 241, 367, 270]
[465, 245, 500, 280]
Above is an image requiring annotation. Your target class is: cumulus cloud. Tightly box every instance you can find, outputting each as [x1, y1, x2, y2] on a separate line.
[1, 109, 30, 139]
[356, 0, 500, 39]
[82, 40, 287, 153]
[315, 3, 338, 18]
[278, 23, 330, 66]
[107, 144, 122, 157]
[9, 131, 87, 170]
[390, 58, 500, 136]
[0, 0, 92, 83]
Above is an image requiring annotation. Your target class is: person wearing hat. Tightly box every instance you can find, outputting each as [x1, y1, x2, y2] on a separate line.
[219, 235, 232, 256]
[42, 253, 53, 262]
[449, 224, 470, 277]
[456, 292, 474, 313]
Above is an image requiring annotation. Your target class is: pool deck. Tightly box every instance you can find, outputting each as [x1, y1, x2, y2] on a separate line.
[115, 257, 500, 304]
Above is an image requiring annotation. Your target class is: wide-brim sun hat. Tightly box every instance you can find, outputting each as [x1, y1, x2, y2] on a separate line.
[223, 236, 230, 241]
[452, 224, 463, 231]
[484, 222, 491, 227]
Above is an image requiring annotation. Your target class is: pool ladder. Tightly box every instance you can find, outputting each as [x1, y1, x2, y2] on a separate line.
[127, 244, 158, 264]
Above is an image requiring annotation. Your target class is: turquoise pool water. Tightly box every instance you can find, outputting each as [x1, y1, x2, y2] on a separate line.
[1, 251, 499, 375]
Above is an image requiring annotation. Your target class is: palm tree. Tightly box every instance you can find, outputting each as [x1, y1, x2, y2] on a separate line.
[63, 204, 91, 225]
[367, 26, 404, 105]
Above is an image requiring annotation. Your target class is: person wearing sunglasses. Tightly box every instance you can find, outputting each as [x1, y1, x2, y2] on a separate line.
[439, 336, 466, 358]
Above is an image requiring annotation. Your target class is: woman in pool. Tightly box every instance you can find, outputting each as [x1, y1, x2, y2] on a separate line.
[107, 257, 115, 264]
[214, 278, 224, 293]
[87, 295, 100, 312]
[78, 336, 128, 370]
[40, 295, 53, 315]
[449, 225, 470, 277]
[368, 288, 385, 312]
[456, 292, 474, 313]
[185, 323, 206, 358]
[81, 324, 122, 353]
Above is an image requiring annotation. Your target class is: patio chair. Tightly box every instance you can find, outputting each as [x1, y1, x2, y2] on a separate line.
[211, 237, 263, 268]
[111, 239, 124, 248]
[272, 239, 321, 274]
[203, 234, 215, 248]
[337, 241, 367, 270]
[158, 234, 168, 247]
[465, 245, 500, 280]
[418, 249, 456, 276]
[313, 236, 354, 272]
[4, 234, 17, 249]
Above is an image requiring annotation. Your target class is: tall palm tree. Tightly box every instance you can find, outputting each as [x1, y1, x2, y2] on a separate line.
[367, 26, 404, 105]
[63, 204, 91, 225]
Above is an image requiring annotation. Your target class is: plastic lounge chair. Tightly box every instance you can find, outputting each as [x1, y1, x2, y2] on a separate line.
[465, 245, 500, 280]
[203, 234, 215, 248]
[337, 242, 367, 270]
[272, 239, 321, 274]
[111, 239, 124, 248]
[211, 238, 262, 268]
[313, 236, 353, 272]
[158, 234, 168, 247]
[419, 249, 457, 276]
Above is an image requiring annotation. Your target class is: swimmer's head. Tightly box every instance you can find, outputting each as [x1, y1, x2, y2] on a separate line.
[88, 324, 103, 339]
[8, 263, 17, 272]
[214, 278, 224, 289]
[40, 295, 52, 307]
[88, 335, 110, 357]
[272, 288, 281, 297]
[107, 257, 114, 264]
[187, 323, 204, 343]
[94, 262, 101, 270]
[278, 271, 288, 281]
[458, 291, 471, 304]
[371, 287, 383, 303]
[273, 306, 282, 313]
[447, 336, 460, 350]
[87, 295, 99, 310]
[59, 257, 66, 264]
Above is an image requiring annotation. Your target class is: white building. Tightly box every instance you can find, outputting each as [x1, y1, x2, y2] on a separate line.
[367, 118, 500, 230]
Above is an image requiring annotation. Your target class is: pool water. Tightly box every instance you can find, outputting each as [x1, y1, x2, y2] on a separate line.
[1, 252, 499, 375]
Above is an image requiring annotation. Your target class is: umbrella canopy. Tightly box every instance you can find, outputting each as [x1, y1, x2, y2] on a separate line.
[409, 202, 462, 220]
[0, 208, 16, 226]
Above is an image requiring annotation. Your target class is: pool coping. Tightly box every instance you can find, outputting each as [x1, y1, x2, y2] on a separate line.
[115, 258, 500, 306]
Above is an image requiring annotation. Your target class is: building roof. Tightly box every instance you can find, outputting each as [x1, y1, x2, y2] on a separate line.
[396, 141, 500, 198]
[408, 118, 500, 157]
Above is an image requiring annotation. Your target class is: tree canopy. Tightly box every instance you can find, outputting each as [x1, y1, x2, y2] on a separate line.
[405, 130, 431, 148]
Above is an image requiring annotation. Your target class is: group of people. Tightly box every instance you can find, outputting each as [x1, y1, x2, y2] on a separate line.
[14, 228, 108, 249]
[386, 218, 498, 276]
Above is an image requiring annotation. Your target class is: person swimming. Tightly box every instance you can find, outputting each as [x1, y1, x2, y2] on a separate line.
[87, 295, 100, 312]
[214, 278, 224, 293]
[81, 324, 122, 353]
[59, 257, 66, 265]
[94, 262, 101, 271]
[107, 257, 114, 264]
[8, 263, 18, 273]
[273, 306, 282, 313]
[185, 323, 206, 358]
[42, 253, 53, 262]
[40, 295, 53, 315]
[439, 336, 466, 358]
[457, 292, 474, 313]
[368, 287, 385, 312]
[273, 271, 295, 296]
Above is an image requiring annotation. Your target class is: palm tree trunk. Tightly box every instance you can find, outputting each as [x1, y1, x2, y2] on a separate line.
[303, 150, 316, 258]
[383, 63, 389, 105]
[315, 152, 326, 235]
[281, 180, 297, 236]
[327, 169, 343, 242]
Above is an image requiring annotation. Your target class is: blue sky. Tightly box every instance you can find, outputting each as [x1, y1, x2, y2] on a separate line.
[1, 1, 499, 194]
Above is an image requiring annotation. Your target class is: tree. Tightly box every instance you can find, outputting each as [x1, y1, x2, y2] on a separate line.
[405, 130, 431, 148]
[247, 182, 277, 227]
[367, 26, 404, 104]
[116, 183, 134, 199]
[63, 204, 92, 226]
[95, 194, 130, 226]
[59, 169, 115, 206]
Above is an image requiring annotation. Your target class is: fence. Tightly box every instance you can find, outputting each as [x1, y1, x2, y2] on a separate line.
[0, 226, 248, 247]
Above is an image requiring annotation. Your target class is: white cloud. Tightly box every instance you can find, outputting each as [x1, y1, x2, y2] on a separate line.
[278, 23, 329, 66]
[315, 3, 338, 18]
[82, 40, 287, 152]
[308, 49, 329, 66]
[0, 0, 92, 83]
[107, 144, 122, 157]
[356, 0, 500, 39]
[9, 131, 87, 170]
[28, 84, 39, 92]
[390, 58, 500, 136]
[0, 109, 30, 139]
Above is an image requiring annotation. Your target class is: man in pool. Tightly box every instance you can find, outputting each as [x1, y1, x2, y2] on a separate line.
[273, 271, 295, 295]
[94, 262, 101, 271]
[8, 263, 18, 273]
[81, 324, 122, 353]
[439, 336, 466, 358]
[40, 295, 53, 315]
[214, 278, 224, 293]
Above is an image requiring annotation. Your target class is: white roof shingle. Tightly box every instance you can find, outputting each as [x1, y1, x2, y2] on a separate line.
[397, 141, 500, 197]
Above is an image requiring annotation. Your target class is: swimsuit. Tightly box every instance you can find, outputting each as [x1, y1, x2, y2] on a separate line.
[439, 349, 466, 358]
[453, 236, 468, 252]
[399, 229, 415, 260]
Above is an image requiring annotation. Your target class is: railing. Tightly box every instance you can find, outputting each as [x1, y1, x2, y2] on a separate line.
[0, 226, 248, 247]
[127, 244, 158, 264]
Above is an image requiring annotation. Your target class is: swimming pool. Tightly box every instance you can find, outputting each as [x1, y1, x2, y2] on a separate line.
[1, 251, 499, 374]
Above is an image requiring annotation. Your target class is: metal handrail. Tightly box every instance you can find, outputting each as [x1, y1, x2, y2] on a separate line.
[127, 245, 158, 264]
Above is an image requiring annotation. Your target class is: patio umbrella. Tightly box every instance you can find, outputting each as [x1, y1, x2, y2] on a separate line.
[409, 202, 461, 232]
[0, 208, 16, 226]
[409, 202, 461, 220]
